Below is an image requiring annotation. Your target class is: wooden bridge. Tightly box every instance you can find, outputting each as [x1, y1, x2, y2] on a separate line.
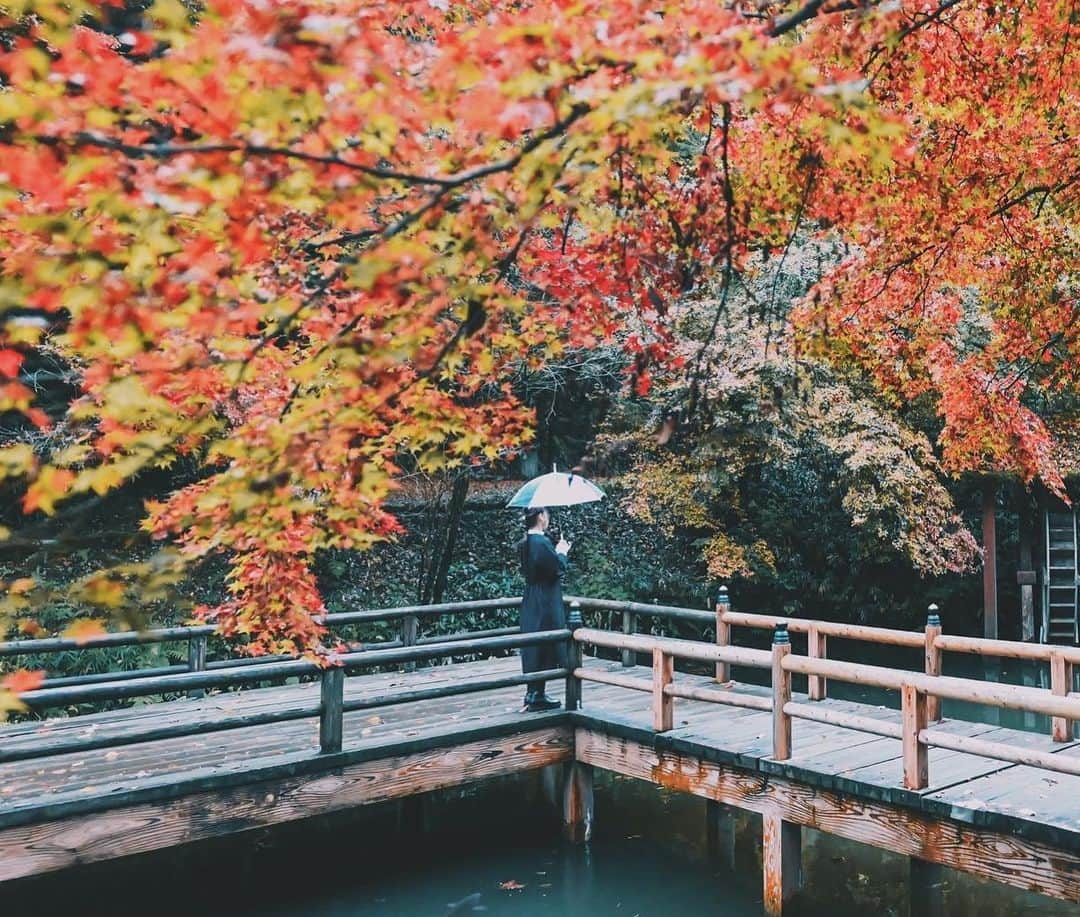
[2, 594, 1080, 915]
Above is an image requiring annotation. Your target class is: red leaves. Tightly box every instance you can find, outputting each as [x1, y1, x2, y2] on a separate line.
[0, 351, 23, 379]
[0, 0, 1071, 659]
[1, 670, 45, 694]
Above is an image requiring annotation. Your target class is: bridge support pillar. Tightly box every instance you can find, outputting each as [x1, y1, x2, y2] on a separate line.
[705, 799, 737, 870]
[562, 761, 593, 844]
[908, 858, 945, 917]
[762, 811, 802, 917]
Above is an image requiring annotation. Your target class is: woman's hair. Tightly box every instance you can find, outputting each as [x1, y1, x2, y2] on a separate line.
[523, 507, 547, 529]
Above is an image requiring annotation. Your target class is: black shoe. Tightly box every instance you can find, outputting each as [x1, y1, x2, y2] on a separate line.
[525, 694, 561, 712]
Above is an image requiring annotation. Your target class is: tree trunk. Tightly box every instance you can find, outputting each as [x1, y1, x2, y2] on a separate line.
[420, 474, 470, 605]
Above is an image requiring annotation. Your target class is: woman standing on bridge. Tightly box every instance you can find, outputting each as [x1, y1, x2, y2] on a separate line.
[518, 507, 571, 712]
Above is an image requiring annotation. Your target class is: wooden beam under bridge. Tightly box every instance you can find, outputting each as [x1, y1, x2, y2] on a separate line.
[574, 726, 1080, 908]
[0, 724, 572, 883]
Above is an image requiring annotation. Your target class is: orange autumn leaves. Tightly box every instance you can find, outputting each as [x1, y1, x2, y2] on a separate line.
[0, 0, 1073, 669]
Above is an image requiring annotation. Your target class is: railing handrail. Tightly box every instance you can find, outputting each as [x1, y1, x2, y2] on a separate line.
[780, 651, 1080, 720]
[568, 596, 713, 624]
[574, 626, 771, 668]
[16, 628, 567, 710]
[720, 610, 925, 649]
[0, 596, 525, 658]
[934, 633, 1080, 666]
[6, 593, 1078, 667]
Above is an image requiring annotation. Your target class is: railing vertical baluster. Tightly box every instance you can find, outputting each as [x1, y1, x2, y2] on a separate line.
[807, 624, 827, 701]
[901, 683, 929, 789]
[924, 605, 943, 722]
[715, 586, 731, 683]
[186, 635, 207, 700]
[320, 664, 345, 754]
[401, 614, 418, 672]
[771, 623, 792, 760]
[1051, 650, 1073, 742]
[652, 647, 674, 731]
[566, 601, 583, 711]
[621, 608, 635, 668]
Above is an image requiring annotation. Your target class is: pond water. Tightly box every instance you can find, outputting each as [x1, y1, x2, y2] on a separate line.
[7, 767, 1077, 917]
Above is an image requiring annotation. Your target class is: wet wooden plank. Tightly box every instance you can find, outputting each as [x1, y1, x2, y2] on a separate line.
[925, 743, 1080, 831]
[0, 659, 543, 809]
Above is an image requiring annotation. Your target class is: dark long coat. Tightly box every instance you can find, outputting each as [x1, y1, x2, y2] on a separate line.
[518, 533, 568, 674]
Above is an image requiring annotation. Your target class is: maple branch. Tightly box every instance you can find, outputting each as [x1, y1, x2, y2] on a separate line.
[53, 104, 592, 207]
[989, 170, 1080, 219]
[770, 0, 829, 35]
[866, 0, 967, 81]
[686, 102, 738, 419]
[53, 133, 458, 188]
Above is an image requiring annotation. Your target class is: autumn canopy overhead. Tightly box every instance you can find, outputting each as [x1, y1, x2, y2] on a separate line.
[0, 0, 1075, 658]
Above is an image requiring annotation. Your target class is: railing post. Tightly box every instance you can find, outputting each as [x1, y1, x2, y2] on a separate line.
[566, 601, 583, 711]
[807, 624, 826, 701]
[771, 623, 792, 761]
[1051, 650, 1073, 742]
[186, 634, 207, 700]
[901, 682, 929, 789]
[715, 586, 731, 683]
[621, 607, 635, 668]
[320, 664, 345, 754]
[924, 605, 942, 723]
[401, 613, 418, 672]
[652, 647, 674, 732]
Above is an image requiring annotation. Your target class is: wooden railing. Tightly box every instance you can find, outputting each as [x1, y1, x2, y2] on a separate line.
[0, 597, 526, 693]
[8, 590, 1080, 789]
[565, 602, 1080, 791]
[577, 591, 1080, 742]
[5, 627, 568, 762]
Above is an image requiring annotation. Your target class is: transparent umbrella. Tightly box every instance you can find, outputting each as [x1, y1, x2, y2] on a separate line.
[506, 466, 606, 509]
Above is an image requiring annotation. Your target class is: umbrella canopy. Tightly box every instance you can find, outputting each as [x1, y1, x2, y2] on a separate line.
[506, 470, 605, 509]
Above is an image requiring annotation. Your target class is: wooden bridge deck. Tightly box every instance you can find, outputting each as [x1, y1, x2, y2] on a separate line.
[2, 655, 1079, 896]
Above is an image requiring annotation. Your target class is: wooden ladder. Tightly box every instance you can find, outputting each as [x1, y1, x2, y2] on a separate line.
[1044, 510, 1079, 643]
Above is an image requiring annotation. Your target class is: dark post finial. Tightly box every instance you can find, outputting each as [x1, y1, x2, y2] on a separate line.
[568, 600, 583, 629]
[772, 622, 790, 645]
[717, 585, 730, 607]
[927, 604, 941, 628]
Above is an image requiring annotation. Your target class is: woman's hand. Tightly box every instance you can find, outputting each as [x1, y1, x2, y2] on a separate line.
[556, 537, 572, 556]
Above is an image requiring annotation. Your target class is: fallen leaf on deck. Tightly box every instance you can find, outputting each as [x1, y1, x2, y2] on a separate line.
[365, 715, 382, 725]
[105, 751, 119, 760]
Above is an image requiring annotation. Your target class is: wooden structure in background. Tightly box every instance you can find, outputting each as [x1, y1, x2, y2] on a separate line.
[2, 596, 1080, 915]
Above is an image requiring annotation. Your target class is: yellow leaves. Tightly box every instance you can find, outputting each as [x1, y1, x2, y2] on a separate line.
[77, 574, 127, 609]
[51, 443, 92, 468]
[22, 466, 74, 515]
[0, 444, 35, 482]
[349, 257, 394, 292]
[363, 113, 399, 158]
[0, 690, 26, 717]
[8, 578, 34, 596]
[62, 619, 107, 644]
